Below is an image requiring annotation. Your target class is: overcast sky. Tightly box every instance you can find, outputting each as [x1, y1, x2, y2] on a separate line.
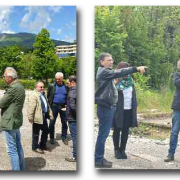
[0, 6, 76, 42]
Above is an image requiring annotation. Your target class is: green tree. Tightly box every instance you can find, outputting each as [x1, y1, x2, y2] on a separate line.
[95, 6, 128, 73]
[32, 28, 58, 84]
[18, 53, 35, 79]
[59, 57, 76, 78]
[0, 45, 23, 76]
[95, 6, 180, 89]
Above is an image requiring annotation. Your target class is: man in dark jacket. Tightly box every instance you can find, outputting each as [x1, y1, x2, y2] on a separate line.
[65, 76, 77, 162]
[47, 72, 68, 145]
[0, 67, 25, 170]
[164, 60, 180, 162]
[95, 53, 147, 168]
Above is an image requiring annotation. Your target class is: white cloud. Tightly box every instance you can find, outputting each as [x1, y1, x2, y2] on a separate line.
[0, 6, 13, 32]
[2, 30, 15, 34]
[65, 21, 76, 29]
[57, 29, 62, 35]
[20, 7, 52, 32]
[49, 6, 62, 13]
[63, 35, 75, 43]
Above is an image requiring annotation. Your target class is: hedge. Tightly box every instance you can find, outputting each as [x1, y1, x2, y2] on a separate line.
[0, 79, 68, 90]
[0, 79, 36, 90]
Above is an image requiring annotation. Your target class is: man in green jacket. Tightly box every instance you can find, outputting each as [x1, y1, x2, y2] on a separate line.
[0, 67, 25, 171]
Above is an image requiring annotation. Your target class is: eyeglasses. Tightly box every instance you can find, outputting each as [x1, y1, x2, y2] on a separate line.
[106, 59, 114, 62]
[3, 75, 9, 79]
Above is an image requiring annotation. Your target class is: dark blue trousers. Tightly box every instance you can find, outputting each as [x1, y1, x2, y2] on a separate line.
[69, 122, 77, 158]
[95, 105, 116, 163]
[49, 104, 68, 140]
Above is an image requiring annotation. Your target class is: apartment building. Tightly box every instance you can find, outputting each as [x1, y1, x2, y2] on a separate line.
[56, 44, 76, 58]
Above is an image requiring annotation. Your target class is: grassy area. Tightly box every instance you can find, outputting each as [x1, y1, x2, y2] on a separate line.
[137, 89, 174, 114]
[94, 89, 173, 140]
[94, 89, 174, 115]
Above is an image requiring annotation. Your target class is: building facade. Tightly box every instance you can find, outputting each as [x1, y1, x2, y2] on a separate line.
[56, 44, 76, 58]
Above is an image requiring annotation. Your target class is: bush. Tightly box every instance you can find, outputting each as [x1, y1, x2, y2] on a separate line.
[0, 79, 36, 90]
[19, 79, 36, 90]
[132, 73, 174, 113]
[0, 79, 6, 89]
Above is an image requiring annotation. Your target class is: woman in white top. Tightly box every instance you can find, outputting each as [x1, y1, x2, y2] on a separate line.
[112, 61, 138, 159]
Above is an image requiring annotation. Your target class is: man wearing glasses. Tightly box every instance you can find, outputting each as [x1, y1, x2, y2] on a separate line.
[0, 67, 25, 170]
[47, 72, 68, 145]
[95, 53, 147, 168]
[28, 81, 53, 154]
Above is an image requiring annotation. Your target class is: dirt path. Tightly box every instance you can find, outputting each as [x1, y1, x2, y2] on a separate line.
[94, 125, 180, 169]
[0, 90, 76, 171]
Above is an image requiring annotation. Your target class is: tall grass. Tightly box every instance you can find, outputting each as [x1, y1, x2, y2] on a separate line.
[133, 73, 174, 113]
[136, 89, 174, 114]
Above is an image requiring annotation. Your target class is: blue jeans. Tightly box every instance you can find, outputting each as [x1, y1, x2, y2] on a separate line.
[168, 110, 180, 156]
[95, 105, 116, 163]
[4, 129, 25, 170]
[49, 104, 68, 140]
[69, 122, 76, 158]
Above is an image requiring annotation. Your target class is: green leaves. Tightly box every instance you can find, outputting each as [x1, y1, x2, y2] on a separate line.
[32, 28, 58, 83]
[0, 28, 76, 82]
[0, 45, 23, 76]
[95, 6, 180, 89]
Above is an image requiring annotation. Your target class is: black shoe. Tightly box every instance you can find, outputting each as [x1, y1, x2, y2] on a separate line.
[164, 154, 174, 162]
[32, 148, 44, 154]
[114, 150, 121, 159]
[120, 150, 127, 159]
[65, 157, 76, 162]
[95, 158, 112, 168]
[50, 139, 55, 144]
[40, 146, 50, 151]
[62, 139, 68, 145]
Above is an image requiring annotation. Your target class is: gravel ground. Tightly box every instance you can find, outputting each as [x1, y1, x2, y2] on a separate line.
[0, 90, 76, 171]
[95, 122, 180, 169]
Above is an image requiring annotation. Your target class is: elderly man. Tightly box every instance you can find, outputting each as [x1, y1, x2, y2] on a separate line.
[95, 53, 147, 168]
[47, 72, 68, 145]
[28, 81, 53, 154]
[0, 67, 25, 170]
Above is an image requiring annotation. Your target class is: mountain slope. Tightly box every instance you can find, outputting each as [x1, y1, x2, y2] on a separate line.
[0, 32, 73, 49]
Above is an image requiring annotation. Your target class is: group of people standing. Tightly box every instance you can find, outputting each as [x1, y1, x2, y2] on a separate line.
[0, 67, 77, 170]
[95, 52, 147, 168]
[95, 52, 180, 169]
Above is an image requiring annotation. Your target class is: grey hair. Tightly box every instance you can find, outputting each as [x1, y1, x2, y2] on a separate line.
[5, 67, 18, 79]
[55, 72, 64, 78]
[98, 53, 112, 61]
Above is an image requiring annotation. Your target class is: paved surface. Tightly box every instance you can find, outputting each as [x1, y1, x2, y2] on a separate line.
[0, 90, 76, 171]
[95, 115, 180, 169]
